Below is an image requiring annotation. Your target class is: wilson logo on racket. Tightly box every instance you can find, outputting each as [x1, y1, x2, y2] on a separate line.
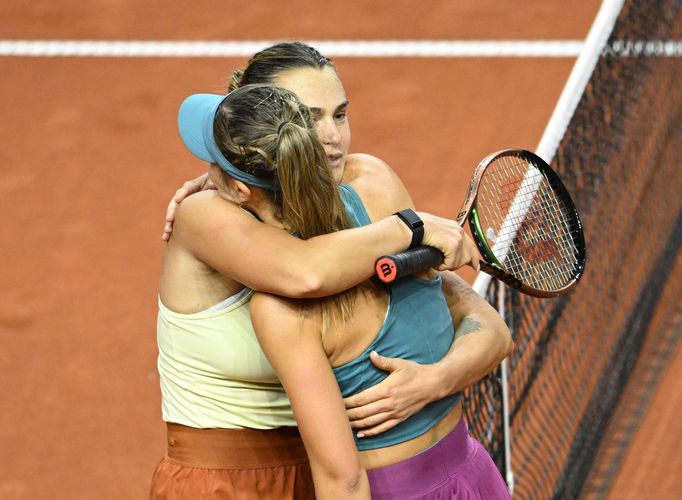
[513, 208, 564, 265]
[376, 258, 398, 281]
[374, 149, 586, 298]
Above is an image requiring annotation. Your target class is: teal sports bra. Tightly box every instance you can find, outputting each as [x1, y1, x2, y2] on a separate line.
[335, 184, 461, 451]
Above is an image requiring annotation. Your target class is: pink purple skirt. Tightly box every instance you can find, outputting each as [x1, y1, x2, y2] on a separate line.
[367, 417, 511, 499]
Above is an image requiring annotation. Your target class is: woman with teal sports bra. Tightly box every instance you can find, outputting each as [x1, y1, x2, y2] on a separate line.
[253, 183, 512, 499]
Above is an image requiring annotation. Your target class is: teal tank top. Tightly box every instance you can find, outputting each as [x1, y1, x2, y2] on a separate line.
[336, 184, 461, 451]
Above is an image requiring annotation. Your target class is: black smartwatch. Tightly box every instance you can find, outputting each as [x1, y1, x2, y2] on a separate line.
[394, 209, 424, 249]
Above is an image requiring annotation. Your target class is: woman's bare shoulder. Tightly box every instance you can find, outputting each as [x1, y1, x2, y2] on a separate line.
[250, 292, 301, 331]
[343, 153, 413, 218]
[343, 153, 394, 182]
[174, 190, 249, 231]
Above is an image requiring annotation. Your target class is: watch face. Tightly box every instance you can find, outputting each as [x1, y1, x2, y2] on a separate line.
[395, 209, 424, 249]
[397, 209, 423, 228]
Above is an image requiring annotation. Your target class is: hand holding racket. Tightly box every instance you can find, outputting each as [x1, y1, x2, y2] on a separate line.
[375, 149, 586, 298]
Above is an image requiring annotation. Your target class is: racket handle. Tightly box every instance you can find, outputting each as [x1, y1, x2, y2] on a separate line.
[375, 246, 444, 283]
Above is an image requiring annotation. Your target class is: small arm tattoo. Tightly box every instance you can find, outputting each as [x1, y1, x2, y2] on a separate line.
[454, 317, 482, 340]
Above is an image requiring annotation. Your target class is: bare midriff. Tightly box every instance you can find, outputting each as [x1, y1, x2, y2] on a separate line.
[359, 400, 462, 470]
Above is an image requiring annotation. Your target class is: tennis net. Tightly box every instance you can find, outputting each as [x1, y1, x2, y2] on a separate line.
[463, 0, 681, 498]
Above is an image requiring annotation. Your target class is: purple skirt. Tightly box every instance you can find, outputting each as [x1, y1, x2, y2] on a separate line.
[367, 417, 511, 499]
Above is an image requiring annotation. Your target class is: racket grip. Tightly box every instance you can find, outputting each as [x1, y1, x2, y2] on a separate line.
[375, 246, 444, 283]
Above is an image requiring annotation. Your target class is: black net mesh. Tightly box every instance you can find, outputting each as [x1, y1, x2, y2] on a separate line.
[462, 1, 681, 497]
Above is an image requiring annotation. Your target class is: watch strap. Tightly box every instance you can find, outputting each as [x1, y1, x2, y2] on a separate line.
[394, 208, 424, 249]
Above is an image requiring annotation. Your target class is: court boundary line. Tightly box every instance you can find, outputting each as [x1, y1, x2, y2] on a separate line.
[2, 39, 678, 58]
[0, 40, 588, 57]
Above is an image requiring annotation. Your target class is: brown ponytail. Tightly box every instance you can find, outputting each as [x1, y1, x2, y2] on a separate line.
[276, 122, 350, 239]
[213, 84, 357, 328]
[277, 114, 357, 330]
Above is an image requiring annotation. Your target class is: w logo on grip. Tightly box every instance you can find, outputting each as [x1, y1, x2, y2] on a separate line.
[375, 257, 398, 283]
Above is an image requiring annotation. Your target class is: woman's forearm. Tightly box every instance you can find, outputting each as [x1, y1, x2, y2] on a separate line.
[431, 313, 513, 399]
[178, 194, 415, 299]
[246, 211, 473, 299]
[298, 210, 479, 297]
[174, 176, 476, 299]
[290, 214, 412, 297]
[430, 271, 513, 399]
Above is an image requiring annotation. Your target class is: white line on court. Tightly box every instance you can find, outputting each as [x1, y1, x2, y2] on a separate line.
[0, 40, 587, 57]
[2, 40, 679, 58]
[3, 40, 679, 58]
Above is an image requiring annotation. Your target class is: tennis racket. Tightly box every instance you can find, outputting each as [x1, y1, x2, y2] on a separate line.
[375, 149, 586, 298]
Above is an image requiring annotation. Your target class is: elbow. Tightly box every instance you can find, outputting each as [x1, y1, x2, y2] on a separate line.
[504, 333, 514, 358]
[272, 264, 327, 299]
[321, 472, 367, 498]
[312, 463, 368, 498]
[485, 312, 513, 360]
[288, 272, 326, 299]
[499, 323, 514, 358]
[288, 261, 332, 298]
[341, 472, 366, 495]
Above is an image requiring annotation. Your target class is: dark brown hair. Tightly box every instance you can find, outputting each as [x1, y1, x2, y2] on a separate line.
[228, 42, 335, 91]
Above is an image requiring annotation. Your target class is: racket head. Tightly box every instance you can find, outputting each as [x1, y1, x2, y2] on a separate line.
[468, 149, 586, 297]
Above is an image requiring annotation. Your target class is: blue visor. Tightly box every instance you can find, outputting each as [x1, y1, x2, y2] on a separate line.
[177, 93, 278, 191]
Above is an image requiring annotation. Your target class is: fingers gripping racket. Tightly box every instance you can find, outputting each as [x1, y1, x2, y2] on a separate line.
[375, 149, 586, 298]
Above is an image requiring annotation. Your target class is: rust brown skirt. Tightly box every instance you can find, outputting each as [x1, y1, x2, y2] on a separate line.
[150, 423, 314, 500]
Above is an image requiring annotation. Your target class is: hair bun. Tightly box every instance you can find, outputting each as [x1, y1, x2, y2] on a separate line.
[228, 69, 245, 91]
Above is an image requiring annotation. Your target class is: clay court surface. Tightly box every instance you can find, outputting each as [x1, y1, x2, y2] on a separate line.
[1, 1, 679, 498]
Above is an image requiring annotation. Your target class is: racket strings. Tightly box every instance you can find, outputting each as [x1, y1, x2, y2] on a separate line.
[477, 155, 581, 291]
[499, 162, 579, 290]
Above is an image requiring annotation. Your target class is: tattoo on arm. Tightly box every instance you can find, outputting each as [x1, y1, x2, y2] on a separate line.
[454, 317, 482, 340]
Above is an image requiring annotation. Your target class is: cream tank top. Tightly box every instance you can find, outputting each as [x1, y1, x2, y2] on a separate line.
[156, 287, 296, 429]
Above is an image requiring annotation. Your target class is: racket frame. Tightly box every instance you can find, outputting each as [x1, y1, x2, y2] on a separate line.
[463, 149, 586, 298]
[374, 148, 586, 298]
